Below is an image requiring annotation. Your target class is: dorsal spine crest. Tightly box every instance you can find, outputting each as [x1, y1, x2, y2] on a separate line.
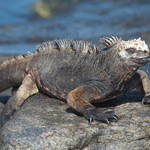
[35, 39, 98, 54]
[0, 52, 33, 67]
[100, 36, 121, 48]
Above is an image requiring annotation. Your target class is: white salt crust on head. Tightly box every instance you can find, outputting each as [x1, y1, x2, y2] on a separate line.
[118, 38, 149, 59]
[120, 38, 149, 52]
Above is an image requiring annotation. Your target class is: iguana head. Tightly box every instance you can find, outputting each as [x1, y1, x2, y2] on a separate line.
[100, 36, 150, 67]
[118, 38, 150, 66]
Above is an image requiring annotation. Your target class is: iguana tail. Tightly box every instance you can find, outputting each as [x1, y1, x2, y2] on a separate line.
[0, 52, 33, 92]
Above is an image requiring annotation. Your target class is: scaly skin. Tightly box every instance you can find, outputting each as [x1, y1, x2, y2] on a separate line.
[0, 36, 150, 125]
[0, 53, 32, 92]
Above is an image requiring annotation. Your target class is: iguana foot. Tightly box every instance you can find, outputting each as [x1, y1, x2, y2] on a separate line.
[83, 106, 119, 124]
[142, 95, 150, 105]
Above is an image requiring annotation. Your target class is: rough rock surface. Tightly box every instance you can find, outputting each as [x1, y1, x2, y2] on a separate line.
[0, 91, 150, 150]
[0, 103, 4, 113]
[0, 102, 4, 148]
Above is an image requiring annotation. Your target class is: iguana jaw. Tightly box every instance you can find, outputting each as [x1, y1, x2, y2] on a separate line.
[130, 56, 150, 65]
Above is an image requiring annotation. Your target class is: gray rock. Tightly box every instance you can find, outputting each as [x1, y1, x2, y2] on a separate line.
[0, 102, 4, 112]
[0, 92, 150, 150]
[0, 102, 4, 148]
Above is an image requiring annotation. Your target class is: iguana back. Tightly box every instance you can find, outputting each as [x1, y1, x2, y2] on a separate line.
[27, 39, 110, 100]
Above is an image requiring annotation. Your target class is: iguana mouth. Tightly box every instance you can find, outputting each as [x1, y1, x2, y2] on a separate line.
[131, 56, 150, 64]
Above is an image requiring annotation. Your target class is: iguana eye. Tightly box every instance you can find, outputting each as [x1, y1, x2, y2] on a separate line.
[125, 48, 136, 54]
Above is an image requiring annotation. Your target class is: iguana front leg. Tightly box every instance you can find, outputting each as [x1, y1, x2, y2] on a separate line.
[67, 85, 118, 124]
[136, 70, 150, 104]
[0, 74, 39, 126]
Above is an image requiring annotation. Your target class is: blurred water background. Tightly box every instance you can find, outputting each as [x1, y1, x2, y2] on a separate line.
[0, 0, 150, 54]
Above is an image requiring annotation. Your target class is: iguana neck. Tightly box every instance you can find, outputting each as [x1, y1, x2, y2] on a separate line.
[102, 51, 137, 90]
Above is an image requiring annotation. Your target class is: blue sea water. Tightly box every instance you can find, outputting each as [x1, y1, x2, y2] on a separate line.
[0, 0, 150, 54]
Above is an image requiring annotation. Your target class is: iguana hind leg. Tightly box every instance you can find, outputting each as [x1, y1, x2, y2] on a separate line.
[1, 74, 38, 126]
[136, 70, 150, 104]
[67, 85, 118, 124]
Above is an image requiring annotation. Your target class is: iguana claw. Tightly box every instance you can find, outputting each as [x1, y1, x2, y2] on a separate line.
[84, 107, 119, 124]
[105, 118, 110, 124]
[89, 117, 93, 123]
[142, 95, 150, 105]
[112, 115, 119, 122]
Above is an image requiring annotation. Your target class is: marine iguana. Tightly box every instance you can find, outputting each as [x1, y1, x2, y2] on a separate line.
[0, 36, 150, 125]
